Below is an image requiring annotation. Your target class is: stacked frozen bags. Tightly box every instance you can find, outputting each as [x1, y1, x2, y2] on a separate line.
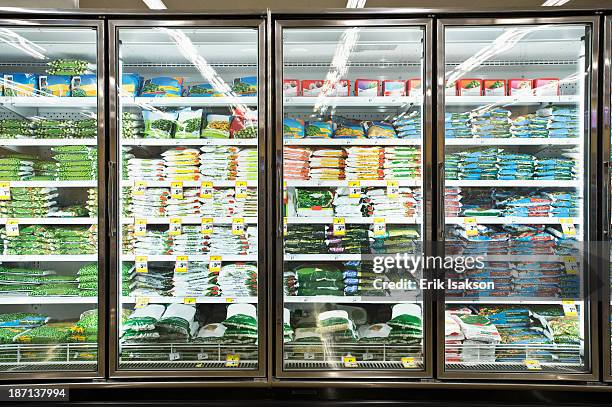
[0, 154, 37, 180]
[387, 303, 423, 345]
[0, 187, 58, 217]
[121, 303, 198, 343]
[172, 261, 219, 297]
[444, 112, 471, 138]
[470, 108, 511, 138]
[126, 157, 165, 181]
[0, 225, 96, 255]
[199, 146, 256, 181]
[445, 311, 464, 362]
[0, 265, 93, 297]
[129, 265, 172, 297]
[444, 154, 460, 180]
[234, 149, 258, 180]
[87, 188, 98, 217]
[497, 152, 535, 180]
[52, 146, 97, 180]
[511, 114, 549, 138]
[444, 187, 462, 217]
[538, 106, 580, 138]
[310, 149, 345, 180]
[131, 187, 169, 217]
[370, 226, 420, 255]
[33, 118, 97, 139]
[217, 263, 257, 297]
[364, 188, 421, 218]
[0, 119, 32, 139]
[535, 156, 576, 180]
[163, 148, 200, 181]
[121, 112, 144, 139]
[283, 147, 310, 180]
[392, 111, 421, 139]
[344, 147, 381, 180]
[166, 188, 200, 217]
[447, 308, 500, 363]
[171, 225, 209, 255]
[494, 189, 580, 218]
[455, 148, 498, 180]
[384, 147, 421, 179]
[208, 226, 254, 255]
[200, 187, 257, 217]
[132, 230, 171, 255]
[316, 310, 358, 343]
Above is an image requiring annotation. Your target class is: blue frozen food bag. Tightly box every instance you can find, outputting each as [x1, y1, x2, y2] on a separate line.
[3, 73, 38, 96]
[71, 74, 97, 97]
[283, 118, 305, 138]
[232, 76, 257, 96]
[141, 76, 183, 97]
[121, 73, 142, 96]
[305, 121, 333, 138]
[187, 83, 219, 97]
[39, 75, 71, 97]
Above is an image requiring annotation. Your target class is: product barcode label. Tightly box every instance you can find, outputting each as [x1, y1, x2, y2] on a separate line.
[235, 181, 247, 199]
[387, 181, 399, 198]
[209, 256, 222, 272]
[232, 217, 245, 235]
[524, 359, 541, 370]
[5, 219, 18, 236]
[135, 297, 149, 308]
[401, 357, 417, 368]
[333, 218, 346, 236]
[170, 181, 183, 199]
[348, 181, 361, 199]
[201, 218, 213, 234]
[226, 354, 240, 367]
[183, 297, 196, 305]
[0, 182, 10, 201]
[343, 355, 357, 368]
[134, 218, 147, 236]
[133, 180, 147, 196]
[135, 256, 148, 273]
[169, 218, 182, 236]
[464, 217, 479, 237]
[560, 218, 576, 237]
[373, 218, 386, 236]
[175, 256, 188, 273]
[200, 181, 213, 199]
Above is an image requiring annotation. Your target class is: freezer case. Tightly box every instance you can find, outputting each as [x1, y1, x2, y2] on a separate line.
[0, 20, 105, 379]
[275, 20, 432, 378]
[109, 20, 267, 377]
[438, 18, 598, 380]
[604, 15, 612, 383]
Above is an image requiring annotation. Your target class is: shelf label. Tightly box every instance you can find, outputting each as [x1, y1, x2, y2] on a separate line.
[135, 296, 149, 309]
[559, 218, 576, 237]
[304, 352, 315, 360]
[232, 217, 245, 235]
[133, 180, 147, 196]
[283, 217, 287, 236]
[464, 217, 479, 237]
[387, 181, 399, 199]
[183, 297, 196, 305]
[5, 219, 18, 236]
[134, 218, 147, 237]
[171, 181, 184, 199]
[169, 352, 180, 361]
[235, 181, 247, 199]
[225, 297, 235, 303]
[226, 354, 240, 367]
[562, 300, 578, 317]
[401, 357, 417, 369]
[563, 256, 579, 275]
[209, 256, 222, 273]
[135, 255, 148, 273]
[197, 352, 209, 360]
[201, 217, 213, 234]
[169, 218, 182, 236]
[175, 255, 188, 273]
[200, 181, 213, 199]
[373, 218, 386, 236]
[0, 182, 10, 201]
[348, 181, 361, 199]
[333, 217, 346, 236]
[343, 355, 357, 368]
[524, 359, 541, 370]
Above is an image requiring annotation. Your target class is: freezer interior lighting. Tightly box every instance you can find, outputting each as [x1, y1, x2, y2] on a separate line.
[143, 0, 167, 9]
[542, 0, 571, 6]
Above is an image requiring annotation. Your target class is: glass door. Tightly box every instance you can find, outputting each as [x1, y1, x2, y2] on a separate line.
[0, 21, 104, 378]
[605, 15, 612, 383]
[276, 21, 431, 377]
[111, 20, 266, 377]
[439, 19, 596, 379]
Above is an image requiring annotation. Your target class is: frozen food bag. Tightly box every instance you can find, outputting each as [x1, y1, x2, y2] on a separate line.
[283, 79, 301, 97]
[283, 118, 305, 138]
[121, 73, 142, 97]
[187, 83, 218, 97]
[142, 110, 178, 139]
[233, 76, 257, 96]
[39, 75, 71, 97]
[71, 74, 97, 97]
[304, 121, 333, 138]
[202, 114, 231, 139]
[140, 76, 183, 97]
[175, 108, 203, 139]
[2, 73, 38, 97]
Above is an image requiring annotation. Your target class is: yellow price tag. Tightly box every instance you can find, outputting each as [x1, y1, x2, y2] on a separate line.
[133, 180, 147, 196]
[563, 256, 579, 275]
[171, 181, 184, 199]
[464, 217, 478, 237]
[333, 217, 346, 236]
[201, 217, 213, 234]
[225, 297, 235, 303]
[559, 218, 576, 237]
[209, 256, 222, 272]
[348, 181, 361, 199]
[134, 218, 147, 237]
[235, 181, 247, 199]
[343, 355, 358, 368]
[562, 300, 578, 317]
[524, 359, 541, 370]
[5, 219, 18, 237]
[169, 218, 182, 236]
[283, 217, 288, 236]
[0, 182, 10, 201]
[200, 181, 213, 199]
[175, 255, 188, 273]
[387, 180, 399, 199]
[232, 217, 245, 235]
[184, 297, 196, 305]
[135, 255, 148, 273]
[401, 357, 416, 368]
[373, 218, 386, 236]
[226, 354, 240, 367]
[135, 296, 149, 308]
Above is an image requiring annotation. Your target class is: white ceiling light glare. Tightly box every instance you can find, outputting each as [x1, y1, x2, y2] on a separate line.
[143, 0, 167, 9]
[541, 0, 571, 6]
[346, 0, 366, 8]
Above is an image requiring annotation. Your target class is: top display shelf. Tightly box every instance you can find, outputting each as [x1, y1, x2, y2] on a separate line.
[121, 96, 258, 107]
[445, 95, 580, 106]
[283, 96, 422, 107]
[0, 97, 97, 108]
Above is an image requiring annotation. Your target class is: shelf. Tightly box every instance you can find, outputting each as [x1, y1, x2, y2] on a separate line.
[285, 180, 420, 187]
[0, 255, 97, 262]
[445, 298, 583, 305]
[122, 180, 257, 188]
[0, 296, 97, 305]
[283, 139, 421, 146]
[0, 218, 97, 225]
[445, 180, 581, 188]
[121, 96, 257, 107]
[445, 138, 580, 146]
[0, 181, 97, 188]
[286, 254, 578, 262]
[283, 96, 422, 107]
[446, 217, 581, 225]
[285, 296, 422, 304]
[286, 216, 420, 224]
[0, 139, 97, 146]
[122, 254, 257, 262]
[123, 139, 257, 147]
[445, 95, 580, 106]
[122, 217, 257, 225]
[0, 96, 97, 108]
[122, 296, 257, 304]
[284, 254, 373, 261]
[453, 255, 580, 262]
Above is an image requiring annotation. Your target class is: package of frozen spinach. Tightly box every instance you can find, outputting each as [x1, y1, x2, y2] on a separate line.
[142, 110, 177, 139]
[175, 108, 203, 139]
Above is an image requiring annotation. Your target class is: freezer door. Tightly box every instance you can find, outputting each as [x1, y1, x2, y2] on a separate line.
[440, 20, 596, 379]
[278, 21, 432, 378]
[605, 15, 612, 383]
[0, 21, 105, 379]
[111, 21, 266, 377]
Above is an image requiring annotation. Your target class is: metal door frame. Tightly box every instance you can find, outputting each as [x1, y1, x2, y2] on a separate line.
[272, 17, 434, 380]
[436, 16, 600, 382]
[0, 17, 107, 381]
[107, 17, 268, 380]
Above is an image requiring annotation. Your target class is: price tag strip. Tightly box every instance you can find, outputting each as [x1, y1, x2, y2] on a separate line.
[373, 217, 386, 236]
[0, 182, 10, 201]
[563, 256, 579, 275]
[200, 181, 213, 199]
[169, 218, 182, 236]
[348, 181, 361, 199]
[464, 217, 479, 237]
[134, 218, 147, 237]
[562, 300, 578, 317]
[209, 256, 222, 273]
[387, 180, 399, 199]
[5, 219, 18, 236]
[232, 217, 245, 235]
[175, 256, 188, 273]
[184, 297, 196, 305]
[333, 217, 346, 236]
[133, 180, 147, 196]
[342, 355, 358, 368]
[235, 181, 247, 199]
[524, 359, 542, 370]
[135, 297, 149, 308]
[559, 218, 577, 237]
[135, 255, 148, 273]
[201, 217, 213, 234]
[401, 357, 417, 369]
[171, 181, 184, 200]
[226, 354, 240, 367]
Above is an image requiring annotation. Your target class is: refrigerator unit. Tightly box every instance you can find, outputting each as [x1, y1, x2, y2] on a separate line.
[108, 19, 267, 378]
[437, 18, 598, 380]
[0, 20, 106, 379]
[604, 15, 612, 384]
[274, 19, 433, 378]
